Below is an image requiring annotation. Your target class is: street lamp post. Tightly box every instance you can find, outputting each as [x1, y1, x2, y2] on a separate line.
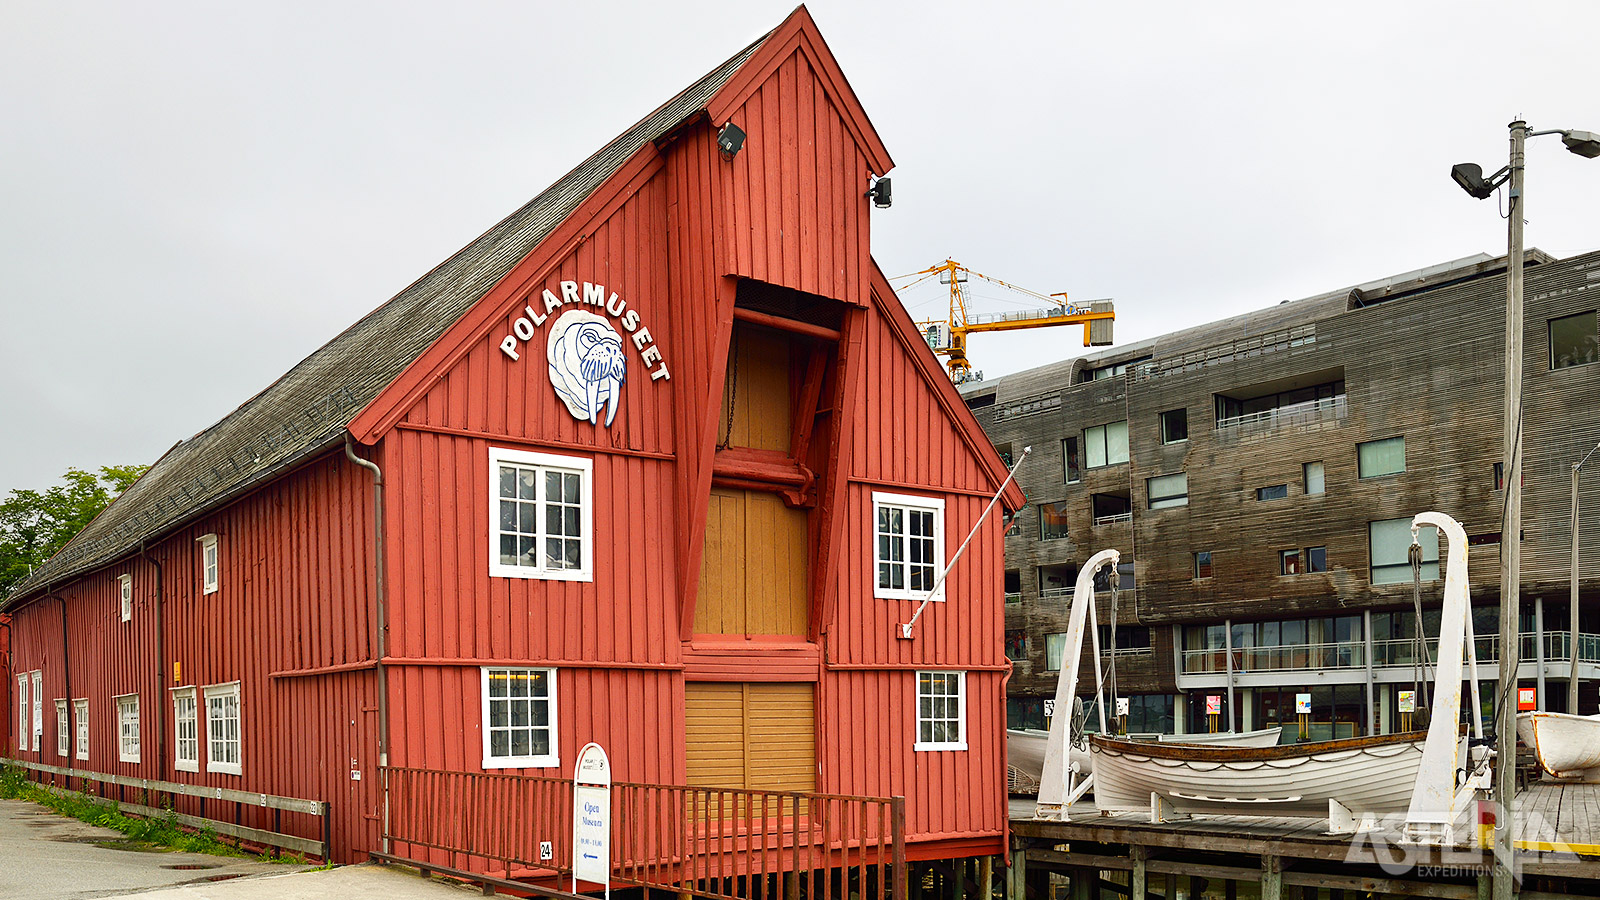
[1571, 442, 1600, 714]
[1450, 120, 1600, 900]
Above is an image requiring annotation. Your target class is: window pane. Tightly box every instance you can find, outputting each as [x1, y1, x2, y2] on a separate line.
[1371, 518, 1438, 584]
[1550, 311, 1598, 369]
[1307, 546, 1328, 572]
[1046, 633, 1066, 670]
[1257, 484, 1288, 501]
[499, 466, 517, 499]
[1085, 426, 1107, 468]
[1194, 551, 1212, 579]
[1161, 409, 1188, 443]
[1039, 502, 1070, 541]
[1358, 437, 1405, 478]
[1106, 421, 1129, 464]
[519, 469, 537, 500]
[1304, 461, 1325, 495]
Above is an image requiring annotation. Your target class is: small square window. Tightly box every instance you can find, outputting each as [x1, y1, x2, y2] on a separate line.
[874, 492, 946, 602]
[1549, 310, 1598, 370]
[1160, 408, 1188, 444]
[1039, 501, 1070, 541]
[1004, 630, 1028, 661]
[1280, 549, 1301, 575]
[1370, 518, 1439, 585]
[1147, 472, 1188, 509]
[1194, 551, 1213, 580]
[119, 574, 133, 623]
[915, 671, 966, 751]
[482, 667, 559, 768]
[1305, 546, 1328, 573]
[1256, 484, 1288, 501]
[1303, 461, 1325, 495]
[1358, 437, 1405, 479]
[490, 448, 594, 581]
[197, 534, 219, 595]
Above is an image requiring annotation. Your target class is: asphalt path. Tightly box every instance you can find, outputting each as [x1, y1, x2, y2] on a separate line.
[0, 798, 474, 898]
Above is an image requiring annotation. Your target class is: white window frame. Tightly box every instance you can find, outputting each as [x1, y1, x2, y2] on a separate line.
[31, 670, 42, 751]
[872, 491, 946, 602]
[488, 448, 594, 582]
[172, 687, 199, 773]
[55, 699, 69, 758]
[203, 682, 242, 775]
[119, 573, 133, 622]
[197, 533, 219, 595]
[74, 699, 89, 760]
[481, 667, 560, 769]
[115, 693, 141, 763]
[914, 671, 967, 751]
[16, 674, 27, 752]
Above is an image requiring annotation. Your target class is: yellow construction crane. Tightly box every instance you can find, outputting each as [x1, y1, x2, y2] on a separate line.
[896, 259, 1115, 384]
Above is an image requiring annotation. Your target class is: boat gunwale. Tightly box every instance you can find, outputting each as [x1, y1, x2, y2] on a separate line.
[1088, 730, 1425, 762]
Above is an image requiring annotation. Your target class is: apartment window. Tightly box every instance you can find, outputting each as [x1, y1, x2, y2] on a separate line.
[1280, 549, 1302, 575]
[1358, 437, 1405, 478]
[119, 574, 133, 623]
[1039, 501, 1070, 541]
[172, 688, 199, 773]
[873, 492, 945, 601]
[1095, 562, 1136, 592]
[1370, 518, 1439, 585]
[1549, 310, 1598, 369]
[491, 448, 593, 580]
[1160, 408, 1188, 444]
[1084, 421, 1129, 468]
[1005, 630, 1028, 661]
[1063, 437, 1081, 483]
[1304, 461, 1325, 495]
[1305, 546, 1328, 573]
[55, 700, 68, 758]
[1194, 551, 1213, 579]
[1147, 472, 1189, 509]
[197, 533, 219, 595]
[915, 671, 966, 751]
[1045, 633, 1068, 671]
[15, 675, 25, 752]
[73, 699, 89, 760]
[1256, 484, 1288, 501]
[31, 671, 41, 751]
[482, 667, 559, 768]
[203, 683, 242, 775]
[116, 694, 141, 763]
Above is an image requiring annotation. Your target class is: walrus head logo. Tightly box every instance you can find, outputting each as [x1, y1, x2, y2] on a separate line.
[547, 310, 627, 427]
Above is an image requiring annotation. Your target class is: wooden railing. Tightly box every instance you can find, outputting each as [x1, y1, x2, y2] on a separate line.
[382, 766, 907, 900]
[3, 757, 329, 858]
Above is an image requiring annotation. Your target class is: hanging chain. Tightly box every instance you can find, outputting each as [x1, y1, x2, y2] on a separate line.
[1107, 564, 1121, 735]
[1410, 541, 1434, 725]
[717, 330, 740, 450]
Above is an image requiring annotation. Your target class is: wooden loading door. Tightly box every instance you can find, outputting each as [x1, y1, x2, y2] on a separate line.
[695, 488, 808, 637]
[684, 682, 815, 793]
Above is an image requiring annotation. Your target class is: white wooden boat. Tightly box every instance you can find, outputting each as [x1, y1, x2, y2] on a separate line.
[1011, 725, 1281, 792]
[1517, 711, 1600, 782]
[1157, 727, 1282, 747]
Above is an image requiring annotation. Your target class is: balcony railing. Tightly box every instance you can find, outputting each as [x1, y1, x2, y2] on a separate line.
[1093, 512, 1133, 526]
[1182, 632, 1600, 675]
[1004, 592, 1022, 606]
[1216, 394, 1347, 436]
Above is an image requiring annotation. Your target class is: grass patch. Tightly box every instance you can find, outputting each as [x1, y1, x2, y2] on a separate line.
[1, 763, 244, 857]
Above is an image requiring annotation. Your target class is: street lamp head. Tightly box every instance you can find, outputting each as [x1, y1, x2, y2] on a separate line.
[1561, 130, 1600, 159]
[1451, 162, 1496, 200]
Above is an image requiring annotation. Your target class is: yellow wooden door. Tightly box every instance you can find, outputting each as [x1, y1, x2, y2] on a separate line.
[685, 682, 815, 793]
[695, 489, 808, 637]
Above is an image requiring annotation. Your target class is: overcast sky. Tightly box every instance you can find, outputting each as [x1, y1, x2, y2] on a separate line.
[4, 1, 1598, 493]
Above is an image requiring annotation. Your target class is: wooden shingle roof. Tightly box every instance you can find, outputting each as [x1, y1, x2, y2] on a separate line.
[5, 25, 774, 608]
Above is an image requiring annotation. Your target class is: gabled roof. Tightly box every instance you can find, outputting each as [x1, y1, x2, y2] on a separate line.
[4, 15, 787, 608]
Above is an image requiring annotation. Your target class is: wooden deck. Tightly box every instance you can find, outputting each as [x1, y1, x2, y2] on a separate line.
[1007, 784, 1600, 899]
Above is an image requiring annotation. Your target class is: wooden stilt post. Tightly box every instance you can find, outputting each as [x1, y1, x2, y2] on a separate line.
[1130, 848, 1146, 900]
[1163, 873, 1176, 900]
[981, 855, 995, 900]
[1260, 855, 1282, 900]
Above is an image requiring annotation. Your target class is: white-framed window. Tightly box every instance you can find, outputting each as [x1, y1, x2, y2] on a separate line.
[1084, 420, 1129, 468]
[55, 699, 69, 757]
[489, 448, 594, 581]
[31, 670, 42, 751]
[872, 491, 946, 601]
[1370, 518, 1439, 586]
[74, 699, 89, 760]
[115, 694, 141, 763]
[15, 674, 26, 752]
[1160, 408, 1188, 444]
[197, 533, 219, 594]
[203, 683, 241, 775]
[914, 671, 967, 751]
[172, 687, 199, 772]
[119, 573, 133, 622]
[482, 667, 559, 769]
[1146, 472, 1188, 509]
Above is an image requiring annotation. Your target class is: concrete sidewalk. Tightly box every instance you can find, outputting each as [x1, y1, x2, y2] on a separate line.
[0, 798, 473, 898]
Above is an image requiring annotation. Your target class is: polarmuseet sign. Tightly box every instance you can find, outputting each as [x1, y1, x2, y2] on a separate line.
[498, 280, 671, 428]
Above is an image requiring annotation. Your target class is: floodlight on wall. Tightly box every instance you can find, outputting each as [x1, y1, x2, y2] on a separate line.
[866, 175, 892, 208]
[1561, 130, 1600, 159]
[1450, 162, 1501, 200]
[717, 122, 746, 160]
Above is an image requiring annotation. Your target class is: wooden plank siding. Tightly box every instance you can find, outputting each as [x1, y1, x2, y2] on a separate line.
[3, 453, 380, 861]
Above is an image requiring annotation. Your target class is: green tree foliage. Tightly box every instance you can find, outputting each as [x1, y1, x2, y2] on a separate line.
[0, 464, 148, 595]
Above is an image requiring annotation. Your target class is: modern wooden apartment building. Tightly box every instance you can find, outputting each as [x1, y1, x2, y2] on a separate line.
[3, 8, 1021, 890]
[965, 249, 1600, 740]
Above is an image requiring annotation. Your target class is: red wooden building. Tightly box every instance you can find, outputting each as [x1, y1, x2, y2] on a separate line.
[4, 7, 1020, 892]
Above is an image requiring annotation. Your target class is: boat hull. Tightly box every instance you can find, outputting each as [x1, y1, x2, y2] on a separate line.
[1089, 732, 1427, 818]
[1157, 727, 1283, 748]
[1517, 712, 1600, 781]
